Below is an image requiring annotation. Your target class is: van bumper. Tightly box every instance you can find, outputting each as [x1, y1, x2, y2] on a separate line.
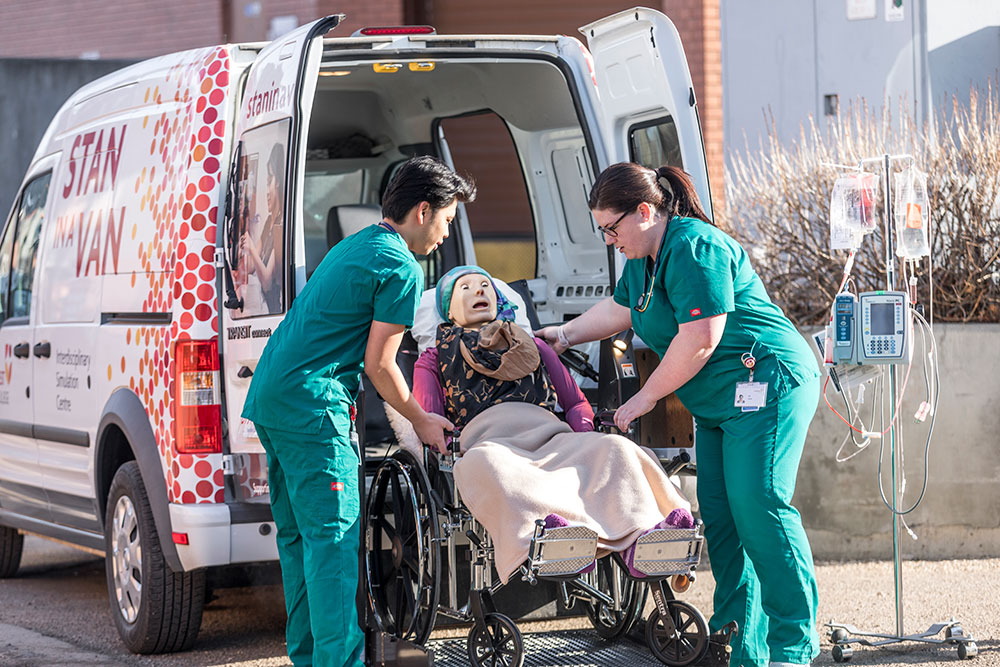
[168, 502, 277, 570]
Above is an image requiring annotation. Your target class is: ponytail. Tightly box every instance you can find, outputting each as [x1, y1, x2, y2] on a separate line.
[589, 163, 712, 225]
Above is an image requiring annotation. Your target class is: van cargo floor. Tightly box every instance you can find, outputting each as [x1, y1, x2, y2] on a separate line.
[426, 628, 661, 666]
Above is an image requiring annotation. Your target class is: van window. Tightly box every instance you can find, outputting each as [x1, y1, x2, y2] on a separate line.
[0, 221, 14, 320]
[230, 119, 290, 319]
[9, 173, 51, 320]
[440, 113, 536, 283]
[303, 170, 364, 277]
[629, 117, 683, 170]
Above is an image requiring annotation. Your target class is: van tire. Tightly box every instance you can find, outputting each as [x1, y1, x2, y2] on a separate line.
[105, 461, 205, 653]
[0, 526, 24, 577]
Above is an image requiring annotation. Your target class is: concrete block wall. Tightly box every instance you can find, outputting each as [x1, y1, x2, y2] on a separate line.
[795, 323, 1000, 560]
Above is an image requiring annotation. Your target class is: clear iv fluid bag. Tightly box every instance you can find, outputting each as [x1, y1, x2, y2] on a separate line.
[830, 172, 878, 251]
[894, 166, 931, 259]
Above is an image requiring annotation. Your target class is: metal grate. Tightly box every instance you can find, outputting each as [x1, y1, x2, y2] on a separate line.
[427, 629, 661, 666]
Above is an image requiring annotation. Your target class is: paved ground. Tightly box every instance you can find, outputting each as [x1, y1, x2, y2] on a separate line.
[0, 535, 996, 666]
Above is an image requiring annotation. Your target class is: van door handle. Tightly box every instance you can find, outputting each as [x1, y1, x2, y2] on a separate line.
[13, 342, 29, 358]
[33, 341, 51, 358]
[237, 366, 254, 378]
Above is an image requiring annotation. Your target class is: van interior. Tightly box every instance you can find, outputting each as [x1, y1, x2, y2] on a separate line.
[300, 54, 610, 326]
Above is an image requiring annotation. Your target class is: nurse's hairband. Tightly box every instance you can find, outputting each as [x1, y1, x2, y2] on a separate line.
[656, 173, 674, 200]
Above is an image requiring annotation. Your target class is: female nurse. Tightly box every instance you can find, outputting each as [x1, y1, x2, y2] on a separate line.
[537, 163, 821, 667]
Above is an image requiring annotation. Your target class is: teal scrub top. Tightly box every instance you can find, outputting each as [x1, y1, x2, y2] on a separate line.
[613, 216, 818, 427]
[242, 224, 423, 433]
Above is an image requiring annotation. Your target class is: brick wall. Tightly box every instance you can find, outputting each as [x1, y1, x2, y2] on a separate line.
[0, 0, 403, 59]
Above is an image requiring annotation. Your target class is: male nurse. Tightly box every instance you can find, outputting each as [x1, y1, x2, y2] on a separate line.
[243, 156, 476, 667]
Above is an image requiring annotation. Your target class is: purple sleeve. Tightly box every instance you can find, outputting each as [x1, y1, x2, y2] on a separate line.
[536, 337, 595, 432]
[413, 347, 445, 417]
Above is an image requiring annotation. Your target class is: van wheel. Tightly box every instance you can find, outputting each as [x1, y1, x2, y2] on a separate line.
[0, 525, 24, 577]
[105, 461, 205, 653]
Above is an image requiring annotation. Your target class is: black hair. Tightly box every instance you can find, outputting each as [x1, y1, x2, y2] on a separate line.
[587, 163, 711, 225]
[267, 143, 285, 203]
[381, 156, 477, 222]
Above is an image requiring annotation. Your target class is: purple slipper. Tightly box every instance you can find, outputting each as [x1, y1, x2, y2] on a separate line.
[542, 514, 596, 574]
[623, 509, 695, 578]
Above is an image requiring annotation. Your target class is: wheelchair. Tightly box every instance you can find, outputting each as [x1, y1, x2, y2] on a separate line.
[363, 407, 713, 667]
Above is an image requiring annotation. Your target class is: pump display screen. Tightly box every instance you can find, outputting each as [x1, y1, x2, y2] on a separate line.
[870, 303, 895, 335]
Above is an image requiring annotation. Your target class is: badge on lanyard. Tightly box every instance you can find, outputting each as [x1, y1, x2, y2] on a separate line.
[735, 352, 767, 411]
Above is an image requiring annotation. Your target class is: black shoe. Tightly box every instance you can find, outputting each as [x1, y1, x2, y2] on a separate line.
[698, 621, 739, 666]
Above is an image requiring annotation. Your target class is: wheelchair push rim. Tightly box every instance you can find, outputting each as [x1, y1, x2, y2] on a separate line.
[365, 450, 440, 644]
[583, 555, 645, 641]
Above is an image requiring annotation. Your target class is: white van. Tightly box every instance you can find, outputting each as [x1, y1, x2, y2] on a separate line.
[0, 8, 708, 653]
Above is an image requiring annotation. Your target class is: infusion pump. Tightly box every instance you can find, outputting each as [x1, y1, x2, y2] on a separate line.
[831, 291, 912, 365]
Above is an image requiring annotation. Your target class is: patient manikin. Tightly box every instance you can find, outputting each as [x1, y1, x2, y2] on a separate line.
[411, 266, 693, 582]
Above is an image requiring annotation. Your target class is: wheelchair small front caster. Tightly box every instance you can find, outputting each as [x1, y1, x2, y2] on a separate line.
[958, 641, 977, 660]
[645, 600, 709, 666]
[830, 628, 849, 644]
[467, 612, 524, 667]
[832, 644, 853, 662]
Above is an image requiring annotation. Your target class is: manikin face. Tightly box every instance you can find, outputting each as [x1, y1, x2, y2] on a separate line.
[449, 273, 497, 329]
[416, 199, 458, 255]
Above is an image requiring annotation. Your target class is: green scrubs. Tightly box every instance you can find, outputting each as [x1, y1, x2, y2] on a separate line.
[243, 224, 423, 667]
[614, 217, 820, 667]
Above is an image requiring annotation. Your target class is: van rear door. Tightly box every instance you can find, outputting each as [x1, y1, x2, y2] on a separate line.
[221, 16, 342, 460]
[581, 8, 712, 218]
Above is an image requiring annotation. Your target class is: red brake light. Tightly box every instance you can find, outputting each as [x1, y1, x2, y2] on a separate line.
[359, 25, 435, 36]
[174, 339, 222, 455]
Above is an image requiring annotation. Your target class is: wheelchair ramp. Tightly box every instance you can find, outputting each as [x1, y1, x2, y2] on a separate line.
[427, 628, 661, 666]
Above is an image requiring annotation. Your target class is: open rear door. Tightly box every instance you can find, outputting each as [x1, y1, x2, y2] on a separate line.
[581, 8, 713, 219]
[222, 16, 341, 461]
[582, 9, 702, 466]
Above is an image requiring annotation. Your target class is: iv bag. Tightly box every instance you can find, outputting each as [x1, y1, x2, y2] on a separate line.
[829, 172, 878, 251]
[893, 166, 931, 259]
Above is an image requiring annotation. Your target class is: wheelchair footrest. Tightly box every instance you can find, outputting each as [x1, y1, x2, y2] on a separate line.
[528, 524, 598, 577]
[630, 526, 702, 577]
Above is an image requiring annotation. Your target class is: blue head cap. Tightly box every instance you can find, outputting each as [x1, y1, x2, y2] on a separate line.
[436, 265, 517, 323]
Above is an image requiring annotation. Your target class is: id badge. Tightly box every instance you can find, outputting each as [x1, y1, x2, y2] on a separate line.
[735, 381, 768, 412]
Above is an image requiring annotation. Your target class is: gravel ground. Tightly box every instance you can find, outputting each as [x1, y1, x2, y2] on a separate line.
[1, 536, 996, 666]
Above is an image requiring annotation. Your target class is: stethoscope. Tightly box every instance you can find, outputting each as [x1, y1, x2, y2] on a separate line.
[634, 219, 671, 313]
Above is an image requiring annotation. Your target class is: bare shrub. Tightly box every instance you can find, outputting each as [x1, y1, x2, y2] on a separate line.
[721, 84, 1000, 325]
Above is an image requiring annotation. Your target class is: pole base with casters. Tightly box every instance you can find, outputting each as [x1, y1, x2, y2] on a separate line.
[826, 620, 977, 662]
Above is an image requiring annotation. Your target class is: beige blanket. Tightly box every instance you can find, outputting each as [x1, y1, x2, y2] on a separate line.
[454, 403, 689, 583]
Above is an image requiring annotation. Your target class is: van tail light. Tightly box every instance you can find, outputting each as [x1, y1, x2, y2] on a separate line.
[174, 339, 222, 454]
[359, 25, 435, 36]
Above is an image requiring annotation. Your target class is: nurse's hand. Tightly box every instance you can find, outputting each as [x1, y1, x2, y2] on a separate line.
[614, 391, 657, 432]
[414, 413, 455, 454]
[535, 325, 568, 354]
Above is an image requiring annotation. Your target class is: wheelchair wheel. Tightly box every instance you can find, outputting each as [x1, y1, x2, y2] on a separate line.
[645, 600, 709, 666]
[467, 612, 524, 667]
[365, 450, 440, 645]
[584, 556, 645, 640]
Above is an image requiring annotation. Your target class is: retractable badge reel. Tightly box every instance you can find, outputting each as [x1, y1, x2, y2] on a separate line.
[735, 352, 767, 412]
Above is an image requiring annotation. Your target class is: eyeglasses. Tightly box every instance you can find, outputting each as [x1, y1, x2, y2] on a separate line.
[597, 209, 631, 239]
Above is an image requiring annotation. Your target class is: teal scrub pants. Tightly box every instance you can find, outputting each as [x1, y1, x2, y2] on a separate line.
[256, 409, 365, 667]
[695, 378, 820, 667]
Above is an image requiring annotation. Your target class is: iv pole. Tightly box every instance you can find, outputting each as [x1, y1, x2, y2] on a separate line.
[824, 154, 977, 662]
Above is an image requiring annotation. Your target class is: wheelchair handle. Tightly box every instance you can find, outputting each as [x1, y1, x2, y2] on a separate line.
[662, 450, 692, 476]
